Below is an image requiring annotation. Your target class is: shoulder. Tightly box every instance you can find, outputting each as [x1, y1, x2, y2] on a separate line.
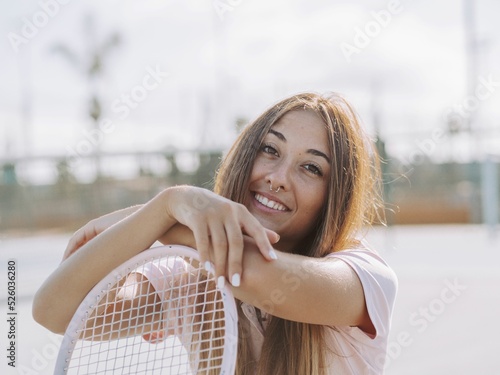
[326, 243, 398, 337]
[326, 244, 398, 295]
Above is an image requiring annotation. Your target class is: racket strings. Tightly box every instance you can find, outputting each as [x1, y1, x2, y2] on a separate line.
[191, 275, 226, 374]
[63, 253, 230, 374]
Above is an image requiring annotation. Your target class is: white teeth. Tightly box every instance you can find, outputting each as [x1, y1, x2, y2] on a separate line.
[255, 193, 287, 211]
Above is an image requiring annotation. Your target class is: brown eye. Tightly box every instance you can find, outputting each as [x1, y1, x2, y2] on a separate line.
[261, 144, 278, 156]
[304, 163, 323, 176]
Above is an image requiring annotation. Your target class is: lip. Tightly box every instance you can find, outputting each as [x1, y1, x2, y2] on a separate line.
[252, 191, 291, 212]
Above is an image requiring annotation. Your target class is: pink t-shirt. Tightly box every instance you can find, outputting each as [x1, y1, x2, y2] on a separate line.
[140, 246, 397, 374]
[323, 248, 398, 373]
[240, 247, 397, 374]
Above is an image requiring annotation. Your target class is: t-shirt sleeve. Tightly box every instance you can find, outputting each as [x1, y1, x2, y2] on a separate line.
[135, 256, 196, 342]
[326, 248, 398, 339]
[136, 256, 190, 300]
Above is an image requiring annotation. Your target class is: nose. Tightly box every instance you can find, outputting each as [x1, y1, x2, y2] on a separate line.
[265, 160, 291, 192]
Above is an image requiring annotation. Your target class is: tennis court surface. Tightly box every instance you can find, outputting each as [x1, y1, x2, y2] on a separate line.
[1, 224, 498, 374]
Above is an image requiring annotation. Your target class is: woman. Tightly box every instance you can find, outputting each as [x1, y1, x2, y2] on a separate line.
[33, 92, 397, 374]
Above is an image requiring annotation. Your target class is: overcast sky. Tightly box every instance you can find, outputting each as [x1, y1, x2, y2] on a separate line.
[1, 0, 500, 181]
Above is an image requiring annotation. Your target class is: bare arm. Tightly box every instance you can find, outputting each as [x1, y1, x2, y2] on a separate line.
[33, 190, 175, 334]
[62, 206, 194, 262]
[234, 242, 374, 333]
[155, 228, 372, 332]
[34, 184, 366, 336]
[33, 186, 277, 334]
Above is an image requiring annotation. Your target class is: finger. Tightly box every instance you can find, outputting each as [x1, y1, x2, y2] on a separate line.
[224, 220, 244, 287]
[62, 228, 87, 261]
[264, 228, 280, 244]
[208, 222, 229, 288]
[64, 222, 100, 258]
[241, 217, 278, 261]
[190, 222, 211, 269]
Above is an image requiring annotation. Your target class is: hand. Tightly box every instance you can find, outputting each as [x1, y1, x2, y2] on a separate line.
[62, 205, 142, 262]
[164, 186, 279, 286]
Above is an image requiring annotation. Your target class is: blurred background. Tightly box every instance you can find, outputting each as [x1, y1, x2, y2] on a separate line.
[0, 0, 499, 374]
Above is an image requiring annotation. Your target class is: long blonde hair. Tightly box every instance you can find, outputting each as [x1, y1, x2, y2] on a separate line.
[214, 92, 383, 374]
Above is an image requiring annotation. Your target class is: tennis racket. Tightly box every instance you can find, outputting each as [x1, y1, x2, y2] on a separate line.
[54, 245, 238, 375]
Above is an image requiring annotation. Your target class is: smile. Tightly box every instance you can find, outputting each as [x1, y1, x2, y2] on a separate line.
[254, 193, 288, 211]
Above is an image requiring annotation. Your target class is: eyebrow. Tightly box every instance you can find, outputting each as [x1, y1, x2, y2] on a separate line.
[268, 128, 331, 164]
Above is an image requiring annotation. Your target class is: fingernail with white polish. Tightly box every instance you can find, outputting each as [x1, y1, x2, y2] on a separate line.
[204, 261, 212, 272]
[231, 273, 240, 287]
[217, 276, 226, 289]
[269, 249, 278, 260]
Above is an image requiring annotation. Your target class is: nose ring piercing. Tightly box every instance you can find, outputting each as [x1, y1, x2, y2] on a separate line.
[269, 182, 280, 193]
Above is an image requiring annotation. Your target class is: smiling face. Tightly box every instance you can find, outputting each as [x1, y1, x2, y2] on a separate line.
[246, 110, 331, 252]
[216, 92, 378, 256]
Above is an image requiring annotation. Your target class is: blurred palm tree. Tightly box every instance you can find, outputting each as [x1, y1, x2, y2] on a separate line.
[51, 13, 121, 179]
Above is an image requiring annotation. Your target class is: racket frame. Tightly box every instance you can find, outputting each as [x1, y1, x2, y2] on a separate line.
[54, 245, 238, 375]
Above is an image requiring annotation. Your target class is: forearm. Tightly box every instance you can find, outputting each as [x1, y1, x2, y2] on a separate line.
[158, 223, 196, 248]
[233, 247, 366, 327]
[33, 189, 177, 334]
